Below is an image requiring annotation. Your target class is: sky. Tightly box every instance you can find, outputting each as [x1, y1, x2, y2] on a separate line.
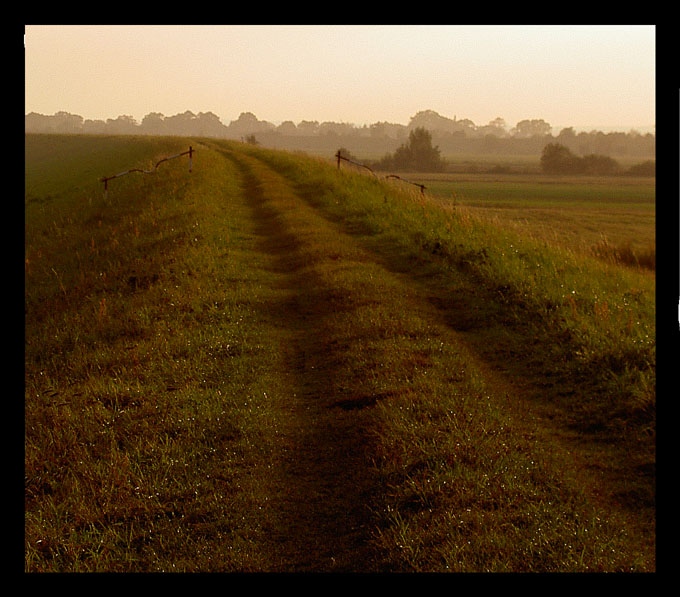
[24, 25, 656, 132]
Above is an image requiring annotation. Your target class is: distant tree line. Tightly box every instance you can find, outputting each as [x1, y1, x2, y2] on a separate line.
[540, 143, 655, 176]
[25, 108, 655, 159]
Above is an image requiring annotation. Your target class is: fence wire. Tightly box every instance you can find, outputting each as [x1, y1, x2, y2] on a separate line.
[335, 151, 426, 195]
[100, 146, 194, 198]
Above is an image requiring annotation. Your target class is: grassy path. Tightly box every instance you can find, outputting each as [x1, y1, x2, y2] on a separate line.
[25, 137, 655, 571]
[219, 148, 387, 571]
[211, 144, 654, 571]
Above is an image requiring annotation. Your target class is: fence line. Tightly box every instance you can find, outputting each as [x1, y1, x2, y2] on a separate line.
[335, 151, 426, 195]
[100, 146, 194, 199]
[334, 151, 378, 177]
[384, 174, 427, 195]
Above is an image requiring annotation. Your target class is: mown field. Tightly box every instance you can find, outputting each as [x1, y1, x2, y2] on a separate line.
[25, 134, 655, 572]
[397, 172, 655, 270]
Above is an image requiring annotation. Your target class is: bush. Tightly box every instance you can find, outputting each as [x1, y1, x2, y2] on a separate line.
[540, 143, 582, 174]
[541, 143, 622, 175]
[581, 153, 620, 175]
[626, 160, 655, 176]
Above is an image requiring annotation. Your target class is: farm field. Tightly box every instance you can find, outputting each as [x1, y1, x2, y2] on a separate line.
[25, 134, 655, 572]
[380, 172, 655, 270]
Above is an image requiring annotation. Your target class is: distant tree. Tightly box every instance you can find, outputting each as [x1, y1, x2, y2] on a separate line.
[244, 134, 259, 145]
[541, 143, 624, 175]
[557, 126, 576, 139]
[512, 118, 552, 138]
[140, 112, 166, 135]
[408, 110, 472, 135]
[409, 110, 450, 132]
[82, 119, 107, 134]
[378, 127, 444, 172]
[370, 121, 407, 139]
[163, 111, 196, 136]
[581, 153, 620, 175]
[625, 160, 655, 176]
[296, 120, 320, 136]
[227, 112, 274, 138]
[476, 117, 508, 137]
[407, 127, 444, 171]
[52, 111, 84, 133]
[320, 121, 355, 136]
[105, 115, 138, 135]
[540, 143, 581, 174]
[195, 111, 227, 137]
[277, 120, 298, 135]
[369, 122, 388, 138]
[489, 117, 507, 132]
[232, 111, 258, 127]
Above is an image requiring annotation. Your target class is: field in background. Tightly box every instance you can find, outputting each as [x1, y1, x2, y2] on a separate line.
[397, 172, 655, 270]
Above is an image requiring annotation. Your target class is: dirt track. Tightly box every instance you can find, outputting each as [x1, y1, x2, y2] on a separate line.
[208, 145, 655, 571]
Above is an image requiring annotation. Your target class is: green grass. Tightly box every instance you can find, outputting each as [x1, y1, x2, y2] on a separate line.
[239, 144, 655, 570]
[25, 134, 655, 572]
[395, 172, 655, 269]
[25, 136, 281, 571]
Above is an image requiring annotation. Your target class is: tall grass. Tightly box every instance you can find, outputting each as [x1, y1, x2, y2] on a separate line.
[588, 237, 656, 270]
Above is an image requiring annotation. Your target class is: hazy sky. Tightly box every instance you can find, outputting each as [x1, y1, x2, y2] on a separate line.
[25, 25, 655, 131]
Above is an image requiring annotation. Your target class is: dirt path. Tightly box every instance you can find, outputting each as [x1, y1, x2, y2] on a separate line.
[223, 150, 388, 572]
[212, 145, 654, 571]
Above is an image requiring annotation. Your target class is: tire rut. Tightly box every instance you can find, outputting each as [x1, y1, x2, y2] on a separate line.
[212, 144, 654, 570]
[222, 149, 388, 572]
[282, 166, 656, 562]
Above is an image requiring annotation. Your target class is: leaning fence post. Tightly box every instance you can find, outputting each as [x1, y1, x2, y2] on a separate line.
[188, 146, 193, 172]
[336, 150, 341, 170]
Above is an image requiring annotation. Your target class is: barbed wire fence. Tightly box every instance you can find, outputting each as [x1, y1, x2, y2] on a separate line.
[99, 145, 425, 201]
[334, 151, 426, 196]
[100, 146, 194, 199]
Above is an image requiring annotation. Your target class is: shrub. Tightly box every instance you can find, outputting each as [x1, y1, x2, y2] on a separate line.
[540, 143, 582, 174]
[581, 153, 620, 175]
[541, 143, 623, 175]
[626, 160, 655, 176]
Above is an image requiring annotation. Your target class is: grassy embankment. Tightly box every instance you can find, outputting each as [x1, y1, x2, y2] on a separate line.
[245, 143, 655, 569]
[25, 134, 655, 571]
